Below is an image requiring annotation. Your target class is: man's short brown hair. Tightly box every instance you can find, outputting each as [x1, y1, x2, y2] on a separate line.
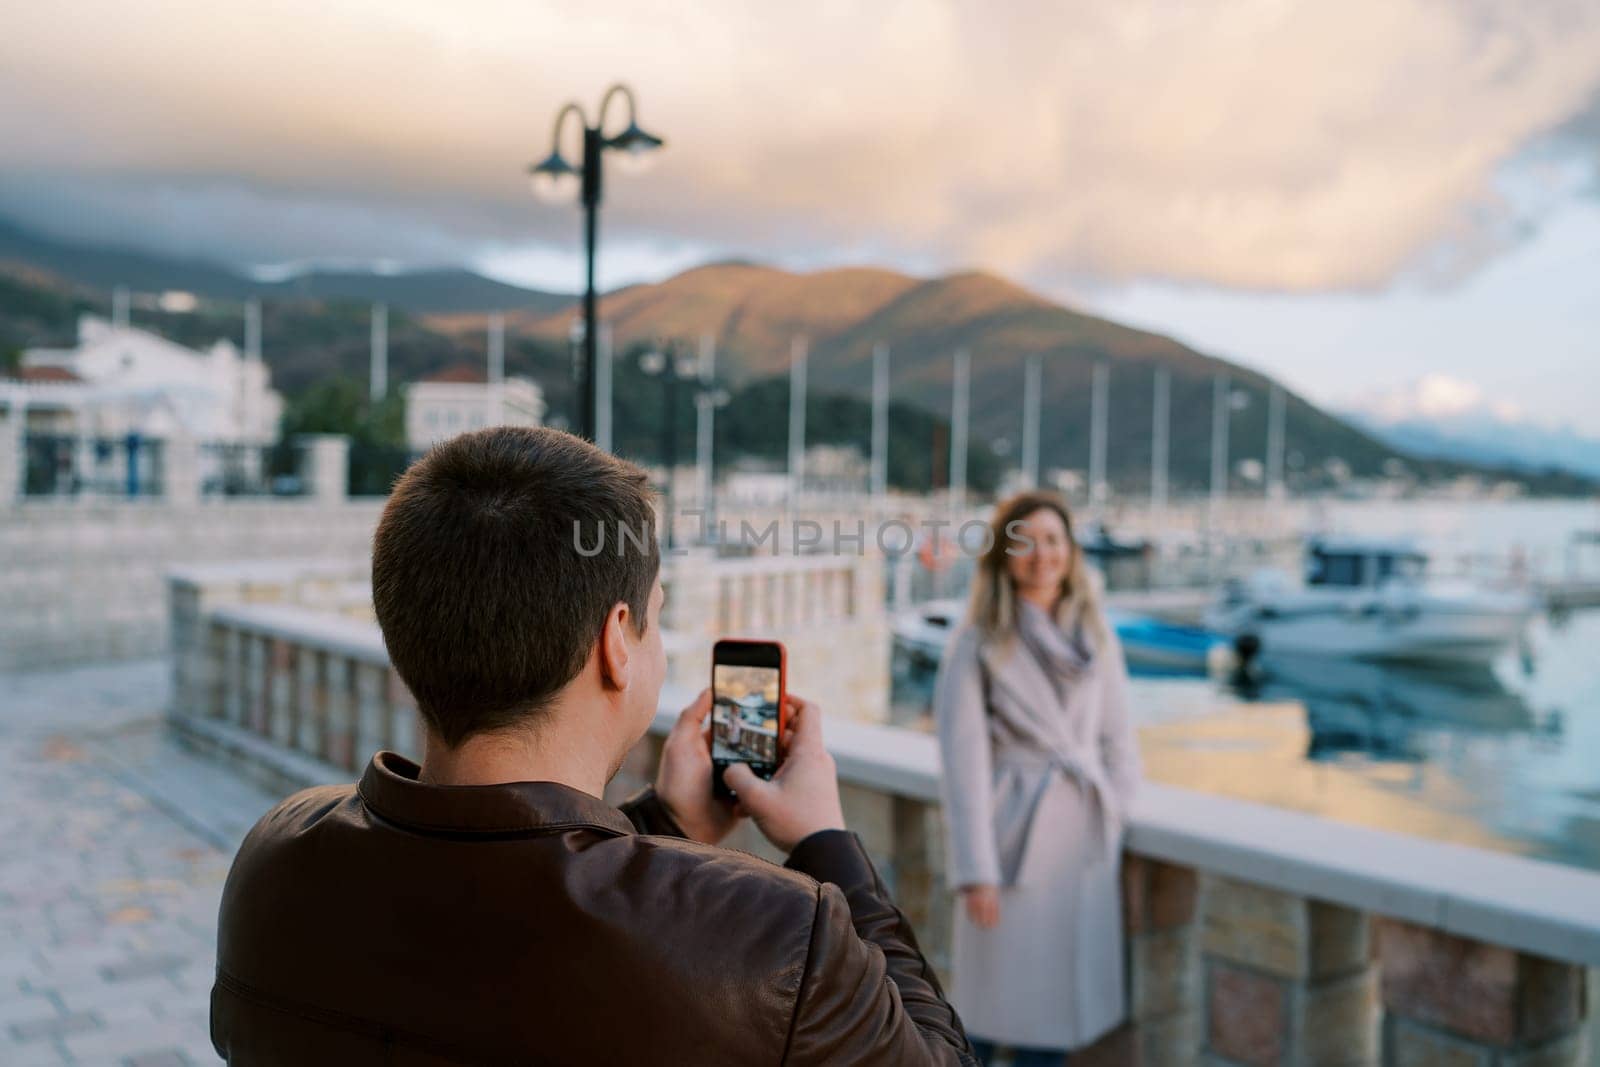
[372, 427, 659, 747]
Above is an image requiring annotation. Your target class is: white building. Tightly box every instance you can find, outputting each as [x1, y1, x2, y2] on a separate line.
[11, 314, 283, 443]
[404, 364, 544, 449]
[721, 445, 870, 502]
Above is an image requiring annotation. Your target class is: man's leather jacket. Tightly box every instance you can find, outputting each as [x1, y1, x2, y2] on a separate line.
[211, 751, 978, 1065]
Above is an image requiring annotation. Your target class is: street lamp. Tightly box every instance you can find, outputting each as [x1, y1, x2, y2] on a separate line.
[529, 84, 665, 442]
[640, 340, 702, 548]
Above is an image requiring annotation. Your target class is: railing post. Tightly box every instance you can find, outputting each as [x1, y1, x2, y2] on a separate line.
[1198, 875, 1379, 1065]
[323, 656, 354, 766]
[169, 572, 252, 723]
[244, 633, 268, 735]
[0, 401, 24, 502]
[1089, 855, 1203, 1064]
[268, 638, 294, 747]
[890, 795, 950, 977]
[165, 432, 201, 506]
[223, 626, 245, 725]
[660, 550, 720, 693]
[661, 549, 719, 641]
[350, 658, 386, 760]
[1377, 919, 1589, 1064]
[294, 646, 321, 756]
[167, 576, 207, 718]
[297, 434, 350, 503]
[385, 666, 419, 759]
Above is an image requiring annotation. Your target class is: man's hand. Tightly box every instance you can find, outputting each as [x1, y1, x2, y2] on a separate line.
[655, 688, 742, 845]
[961, 885, 1000, 929]
[723, 694, 846, 854]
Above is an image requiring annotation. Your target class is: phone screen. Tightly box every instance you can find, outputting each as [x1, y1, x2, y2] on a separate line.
[711, 641, 785, 798]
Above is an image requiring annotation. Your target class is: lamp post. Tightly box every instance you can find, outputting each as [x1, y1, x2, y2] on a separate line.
[529, 84, 664, 443]
[640, 341, 703, 549]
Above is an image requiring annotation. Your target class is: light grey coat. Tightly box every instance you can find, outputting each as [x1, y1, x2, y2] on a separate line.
[933, 620, 1141, 1050]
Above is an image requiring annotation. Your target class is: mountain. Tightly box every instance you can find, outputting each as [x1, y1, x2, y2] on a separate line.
[431, 262, 1417, 493]
[0, 260, 574, 400]
[0, 217, 573, 315]
[261, 268, 572, 315]
[3, 218, 1591, 495]
[1350, 412, 1600, 480]
[0, 218, 259, 302]
[1344, 375, 1600, 482]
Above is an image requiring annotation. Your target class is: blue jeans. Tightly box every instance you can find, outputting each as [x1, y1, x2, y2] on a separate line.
[969, 1036, 1066, 1067]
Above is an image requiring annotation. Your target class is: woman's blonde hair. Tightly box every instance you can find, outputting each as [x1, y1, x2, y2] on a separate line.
[966, 490, 1109, 648]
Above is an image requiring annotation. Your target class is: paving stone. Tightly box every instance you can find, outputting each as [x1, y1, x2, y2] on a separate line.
[8, 1010, 101, 1042]
[0, 993, 61, 1027]
[0, 661, 277, 1064]
[63, 1018, 198, 1062]
[126, 1052, 191, 1067]
[100, 954, 190, 983]
[185, 1036, 225, 1064]
[96, 999, 163, 1028]
[55, 973, 180, 1015]
[0, 1037, 71, 1066]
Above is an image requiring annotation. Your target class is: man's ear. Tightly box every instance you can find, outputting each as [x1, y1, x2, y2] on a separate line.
[597, 601, 632, 692]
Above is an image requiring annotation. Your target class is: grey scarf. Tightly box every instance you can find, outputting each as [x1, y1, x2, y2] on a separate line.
[1015, 597, 1095, 698]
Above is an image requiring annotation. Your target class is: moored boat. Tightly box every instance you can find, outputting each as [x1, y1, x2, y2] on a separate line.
[1204, 537, 1534, 665]
[891, 597, 1222, 675]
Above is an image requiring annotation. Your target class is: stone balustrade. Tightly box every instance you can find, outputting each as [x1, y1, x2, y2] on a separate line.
[167, 567, 1597, 1066]
[660, 549, 891, 722]
[621, 713, 1600, 1066]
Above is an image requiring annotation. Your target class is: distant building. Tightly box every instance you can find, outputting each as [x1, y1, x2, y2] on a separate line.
[721, 445, 869, 500]
[8, 315, 282, 443]
[805, 445, 869, 494]
[723, 467, 790, 503]
[404, 364, 544, 450]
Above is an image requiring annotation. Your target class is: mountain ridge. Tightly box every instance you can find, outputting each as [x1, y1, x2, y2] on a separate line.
[0, 217, 573, 315]
[429, 259, 1387, 492]
[1349, 411, 1600, 481]
[1, 214, 1591, 494]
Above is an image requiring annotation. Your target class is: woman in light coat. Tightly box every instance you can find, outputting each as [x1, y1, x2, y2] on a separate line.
[933, 491, 1142, 1065]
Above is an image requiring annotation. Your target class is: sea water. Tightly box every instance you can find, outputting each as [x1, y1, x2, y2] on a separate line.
[895, 497, 1600, 871]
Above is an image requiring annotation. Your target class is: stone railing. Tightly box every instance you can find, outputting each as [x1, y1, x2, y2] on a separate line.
[616, 716, 1600, 1066]
[167, 569, 1598, 1066]
[660, 550, 891, 723]
[169, 562, 383, 791]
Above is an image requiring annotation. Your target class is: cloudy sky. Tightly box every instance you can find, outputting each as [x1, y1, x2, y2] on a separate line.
[3, 0, 1598, 430]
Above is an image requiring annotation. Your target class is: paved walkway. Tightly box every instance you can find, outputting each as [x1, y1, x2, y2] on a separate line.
[1, 661, 282, 1066]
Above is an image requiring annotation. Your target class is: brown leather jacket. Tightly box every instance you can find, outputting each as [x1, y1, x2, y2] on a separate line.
[211, 752, 978, 1065]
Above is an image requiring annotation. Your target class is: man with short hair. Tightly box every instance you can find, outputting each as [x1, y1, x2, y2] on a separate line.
[212, 426, 977, 1065]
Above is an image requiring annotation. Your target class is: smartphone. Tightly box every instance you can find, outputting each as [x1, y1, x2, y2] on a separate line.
[710, 639, 787, 801]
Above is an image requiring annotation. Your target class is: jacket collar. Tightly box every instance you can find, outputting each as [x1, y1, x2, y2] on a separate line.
[357, 751, 636, 838]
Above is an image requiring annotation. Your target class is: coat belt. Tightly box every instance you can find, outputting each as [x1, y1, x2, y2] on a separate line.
[993, 752, 1120, 886]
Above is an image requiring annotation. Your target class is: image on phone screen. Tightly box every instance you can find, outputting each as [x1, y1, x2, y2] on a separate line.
[712, 663, 781, 779]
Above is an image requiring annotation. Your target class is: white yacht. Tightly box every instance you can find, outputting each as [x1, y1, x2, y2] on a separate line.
[1204, 537, 1534, 665]
[891, 599, 963, 665]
